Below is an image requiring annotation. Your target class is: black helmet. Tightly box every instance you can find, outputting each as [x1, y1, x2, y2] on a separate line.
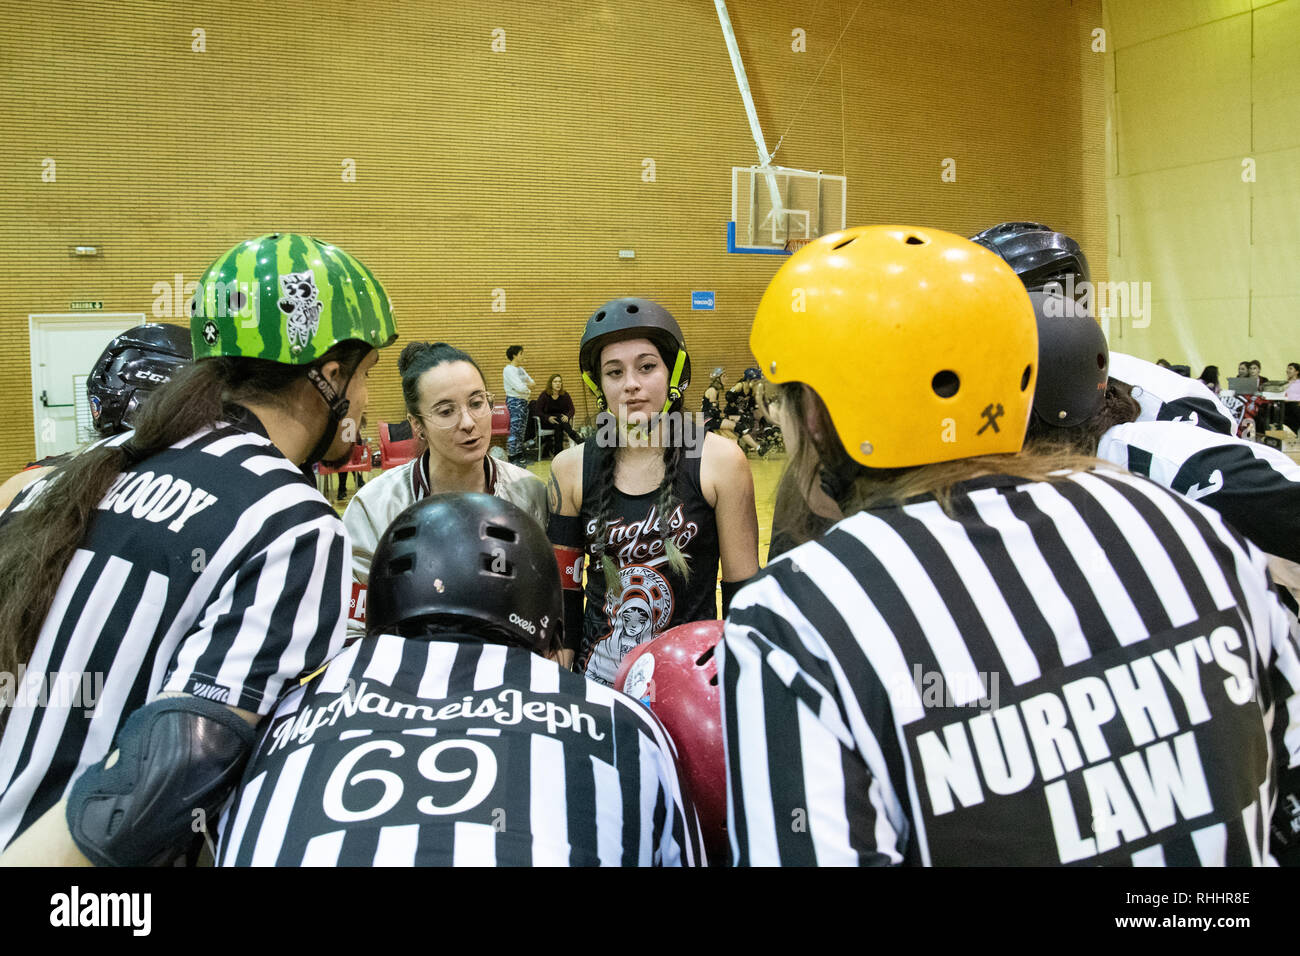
[366, 492, 563, 654]
[578, 297, 691, 409]
[970, 222, 1091, 295]
[1030, 291, 1108, 429]
[87, 323, 193, 436]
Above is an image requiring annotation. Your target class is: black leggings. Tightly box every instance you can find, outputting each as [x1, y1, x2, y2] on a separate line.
[545, 420, 583, 456]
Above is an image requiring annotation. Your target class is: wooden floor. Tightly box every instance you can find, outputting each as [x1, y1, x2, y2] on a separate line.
[330, 453, 788, 568]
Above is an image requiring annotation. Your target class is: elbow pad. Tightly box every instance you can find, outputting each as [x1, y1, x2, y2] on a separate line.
[548, 513, 586, 654]
[66, 695, 259, 867]
[548, 513, 585, 592]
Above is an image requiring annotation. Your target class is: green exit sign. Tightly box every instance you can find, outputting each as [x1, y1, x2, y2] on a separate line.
[69, 300, 103, 310]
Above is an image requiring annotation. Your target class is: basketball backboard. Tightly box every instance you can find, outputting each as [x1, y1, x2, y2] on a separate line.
[728, 165, 847, 255]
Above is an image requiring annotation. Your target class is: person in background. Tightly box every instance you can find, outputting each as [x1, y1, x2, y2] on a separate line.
[702, 368, 726, 433]
[535, 373, 583, 458]
[1198, 365, 1221, 395]
[1249, 360, 1267, 388]
[1238, 361, 1250, 379]
[503, 345, 535, 466]
[1156, 358, 1172, 369]
[723, 370, 764, 455]
[1285, 362, 1300, 401]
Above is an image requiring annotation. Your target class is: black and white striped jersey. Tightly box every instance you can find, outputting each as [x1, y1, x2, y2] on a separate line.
[719, 469, 1300, 866]
[1098, 420, 1300, 564]
[0, 411, 350, 851]
[217, 634, 705, 866]
[1108, 353, 1236, 435]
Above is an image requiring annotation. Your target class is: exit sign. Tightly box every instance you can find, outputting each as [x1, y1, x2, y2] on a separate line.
[69, 300, 103, 311]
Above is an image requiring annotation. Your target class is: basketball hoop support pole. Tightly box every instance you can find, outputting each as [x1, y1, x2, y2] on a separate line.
[714, 0, 785, 222]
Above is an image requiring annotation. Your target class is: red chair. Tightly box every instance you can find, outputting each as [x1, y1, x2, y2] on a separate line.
[490, 403, 511, 439]
[318, 440, 373, 499]
[379, 421, 420, 469]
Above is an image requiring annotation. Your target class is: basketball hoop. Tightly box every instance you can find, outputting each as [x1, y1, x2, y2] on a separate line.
[784, 237, 815, 254]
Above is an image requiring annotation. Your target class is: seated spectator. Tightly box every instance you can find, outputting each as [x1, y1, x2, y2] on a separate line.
[535, 374, 583, 458]
[1282, 361, 1300, 397]
[1237, 361, 1250, 379]
[1249, 359, 1269, 388]
[1198, 365, 1221, 395]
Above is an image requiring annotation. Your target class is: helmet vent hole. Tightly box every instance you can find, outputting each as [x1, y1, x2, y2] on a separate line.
[931, 370, 960, 398]
[627, 304, 640, 314]
[388, 555, 414, 575]
[1020, 364, 1033, 391]
[832, 236, 856, 250]
[481, 553, 514, 576]
[708, 674, 718, 687]
[392, 525, 418, 542]
[695, 645, 716, 667]
[596, 311, 606, 321]
[904, 235, 926, 245]
[485, 525, 517, 542]
[1097, 353, 1106, 370]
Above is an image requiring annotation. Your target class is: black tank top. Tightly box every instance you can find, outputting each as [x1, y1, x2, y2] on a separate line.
[579, 436, 720, 685]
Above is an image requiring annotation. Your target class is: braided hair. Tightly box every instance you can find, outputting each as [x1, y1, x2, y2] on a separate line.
[582, 350, 693, 665]
[587, 400, 692, 595]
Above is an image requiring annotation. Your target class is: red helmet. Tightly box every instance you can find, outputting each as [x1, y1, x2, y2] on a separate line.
[614, 619, 726, 861]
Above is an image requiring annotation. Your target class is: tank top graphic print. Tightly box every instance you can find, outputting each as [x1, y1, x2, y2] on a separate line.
[579, 443, 719, 686]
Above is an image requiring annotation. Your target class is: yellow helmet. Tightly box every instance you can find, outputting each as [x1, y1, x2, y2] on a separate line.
[750, 225, 1038, 469]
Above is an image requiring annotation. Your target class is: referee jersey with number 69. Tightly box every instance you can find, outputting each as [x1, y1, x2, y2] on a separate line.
[217, 634, 706, 866]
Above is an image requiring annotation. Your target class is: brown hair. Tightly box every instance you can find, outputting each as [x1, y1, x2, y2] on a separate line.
[770, 382, 1118, 551]
[1024, 380, 1142, 456]
[0, 341, 370, 714]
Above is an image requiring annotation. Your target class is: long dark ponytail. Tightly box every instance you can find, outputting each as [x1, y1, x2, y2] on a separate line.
[0, 340, 370, 697]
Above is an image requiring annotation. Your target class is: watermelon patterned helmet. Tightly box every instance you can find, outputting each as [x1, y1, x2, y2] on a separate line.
[189, 233, 398, 364]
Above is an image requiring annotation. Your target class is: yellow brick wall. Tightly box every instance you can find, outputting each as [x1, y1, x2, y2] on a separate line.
[0, 0, 1105, 473]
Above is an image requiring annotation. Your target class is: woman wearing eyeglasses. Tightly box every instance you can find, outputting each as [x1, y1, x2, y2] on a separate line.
[342, 341, 547, 642]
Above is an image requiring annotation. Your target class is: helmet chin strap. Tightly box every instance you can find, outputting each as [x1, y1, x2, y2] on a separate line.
[582, 349, 689, 439]
[581, 371, 605, 411]
[305, 366, 353, 467]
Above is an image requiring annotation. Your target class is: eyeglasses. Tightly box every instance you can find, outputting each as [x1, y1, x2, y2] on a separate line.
[419, 391, 495, 429]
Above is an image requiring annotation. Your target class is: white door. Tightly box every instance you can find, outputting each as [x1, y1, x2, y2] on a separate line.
[29, 314, 145, 460]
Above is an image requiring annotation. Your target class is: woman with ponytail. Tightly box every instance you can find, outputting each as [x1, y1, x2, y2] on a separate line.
[0, 233, 398, 865]
[342, 341, 547, 642]
[547, 298, 759, 684]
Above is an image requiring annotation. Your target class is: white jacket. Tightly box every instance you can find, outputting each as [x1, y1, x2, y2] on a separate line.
[342, 452, 548, 640]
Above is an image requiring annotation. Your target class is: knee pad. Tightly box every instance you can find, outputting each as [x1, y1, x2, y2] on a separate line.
[66, 695, 259, 867]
